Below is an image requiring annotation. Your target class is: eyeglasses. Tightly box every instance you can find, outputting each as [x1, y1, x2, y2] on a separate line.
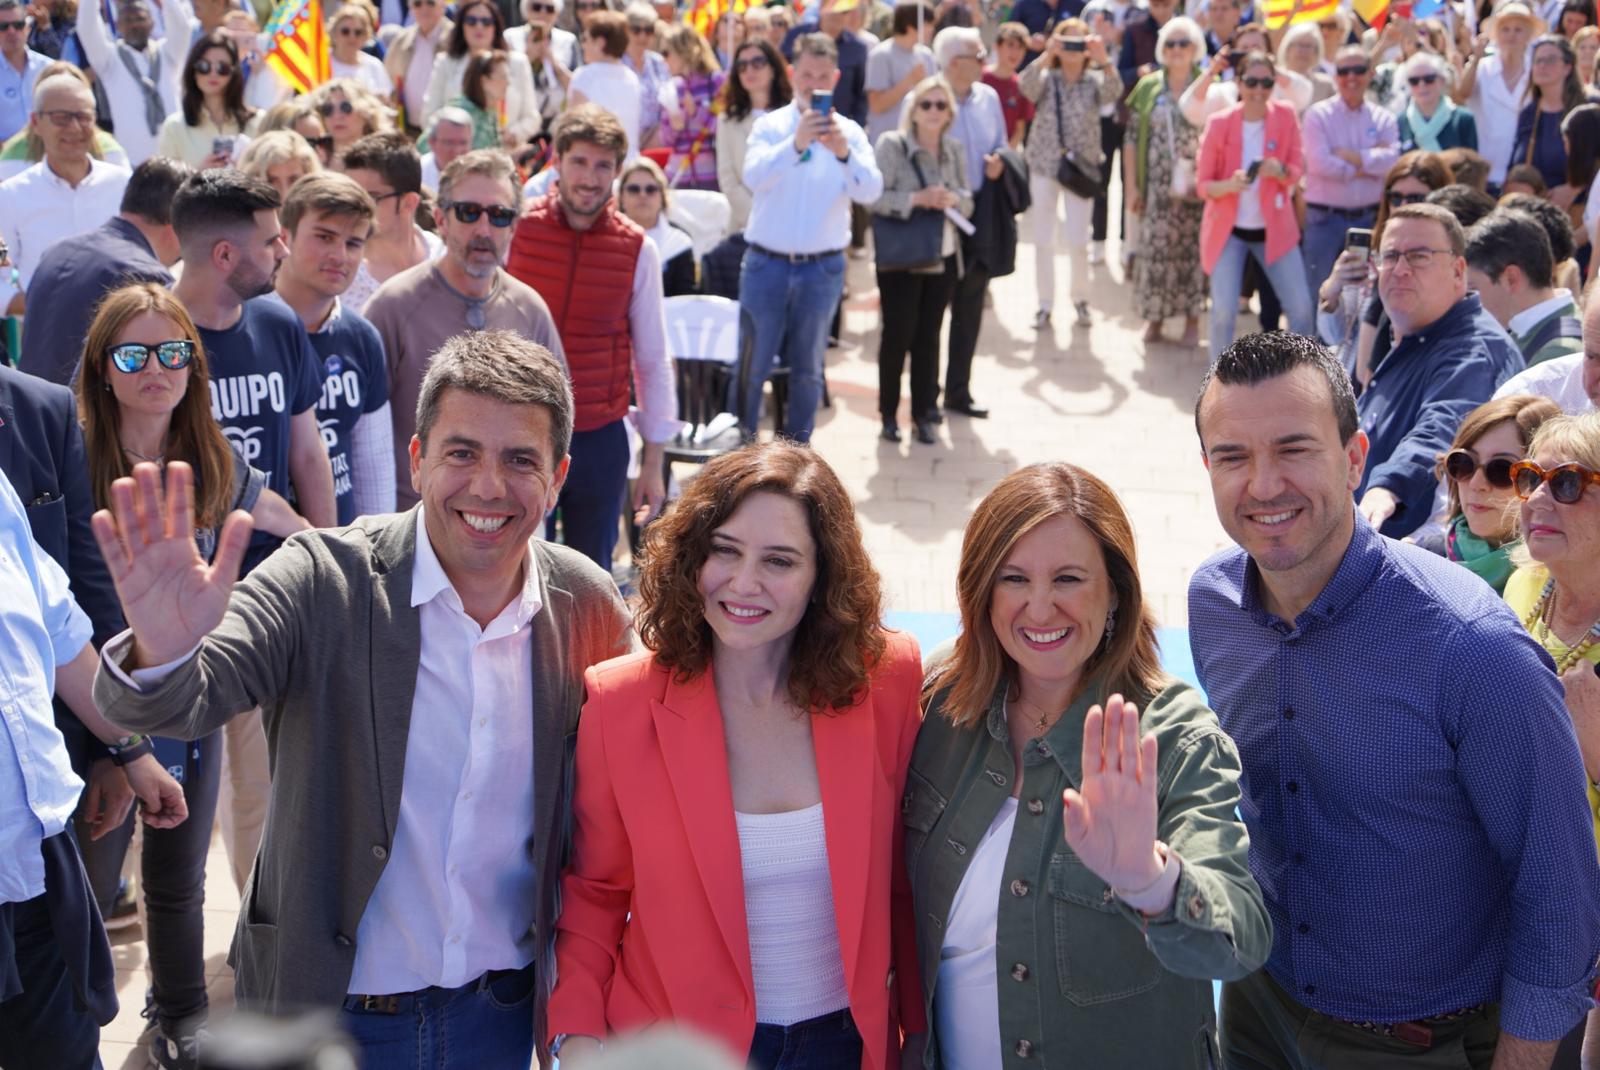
[1407, 72, 1438, 85]
[1239, 75, 1273, 88]
[1335, 63, 1369, 76]
[1512, 460, 1600, 503]
[1532, 51, 1570, 66]
[1377, 246, 1452, 270]
[575, 0, 603, 9]
[1386, 189, 1429, 207]
[442, 199, 518, 226]
[193, 58, 235, 76]
[319, 100, 355, 116]
[528, 1, 557, 9]
[735, 53, 769, 71]
[411, 0, 439, 6]
[369, 188, 404, 202]
[0, 19, 27, 31]
[1161, 38, 1194, 49]
[1444, 450, 1516, 488]
[462, 13, 496, 25]
[917, 98, 949, 110]
[108, 340, 195, 374]
[39, 109, 97, 128]
[307, 134, 335, 153]
[628, 22, 653, 32]
[623, 181, 661, 195]
[336, 24, 365, 36]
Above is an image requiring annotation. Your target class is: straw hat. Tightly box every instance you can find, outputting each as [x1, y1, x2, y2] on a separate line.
[1483, 0, 1548, 38]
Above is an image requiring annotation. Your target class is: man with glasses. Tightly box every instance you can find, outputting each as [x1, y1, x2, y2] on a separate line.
[341, 131, 444, 312]
[365, 149, 564, 510]
[507, 0, 578, 119]
[0, 74, 131, 316]
[75, 0, 191, 165]
[0, 0, 47, 142]
[1190, 330, 1600, 1070]
[1466, 208, 1583, 369]
[384, 0, 453, 136]
[1299, 43, 1398, 313]
[1354, 202, 1522, 538]
[419, 106, 474, 190]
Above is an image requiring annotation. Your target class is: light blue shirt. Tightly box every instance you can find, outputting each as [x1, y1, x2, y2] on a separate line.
[744, 101, 884, 255]
[0, 48, 51, 143]
[0, 467, 91, 905]
[950, 80, 1006, 195]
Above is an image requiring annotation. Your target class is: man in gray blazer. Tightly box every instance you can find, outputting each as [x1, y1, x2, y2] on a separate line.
[90, 331, 635, 1068]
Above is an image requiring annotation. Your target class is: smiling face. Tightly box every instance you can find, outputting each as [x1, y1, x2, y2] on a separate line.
[1455, 421, 1525, 542]
[556, 138, 620, 225]
[1519, 444, 1600, 568]
[1199, 365, 1367, 584]
[32, 79, 97, 168]
[697, 491, 819, 658]
[411, 386, 568, 588]
[1239, 60, 1274, 106]
[107, 311, 191, 420]
[282, 207, 370, 300]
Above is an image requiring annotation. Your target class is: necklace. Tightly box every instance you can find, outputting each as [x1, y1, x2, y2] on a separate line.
[432, 266, 498, 330]
[1522, 578, 1600, 673]
[121, 443, 164, 465]
[1015, 693, 1062, 734]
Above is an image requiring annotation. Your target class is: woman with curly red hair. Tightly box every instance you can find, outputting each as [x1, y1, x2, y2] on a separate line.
[547, 441, 927, 1070]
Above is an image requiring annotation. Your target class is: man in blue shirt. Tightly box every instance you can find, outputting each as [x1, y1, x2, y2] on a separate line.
[1356, 202, 1524, 538]
[1189, 331, 1600, 1069]
[0, 0, 49, 142]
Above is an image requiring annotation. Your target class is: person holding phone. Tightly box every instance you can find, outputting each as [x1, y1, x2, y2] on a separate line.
[1197, 49, 1313, 358]
[156, 31, 259, 170]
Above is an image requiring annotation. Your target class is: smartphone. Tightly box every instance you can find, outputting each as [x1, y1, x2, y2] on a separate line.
[1226, 49, 1246, 68]
[1062, 37, 1086, 51]
[1246, 159, 1262, 182]
[811, 89, 833, 116]
[212, 136, 236, 159]
[1345, 227, 1374, 254]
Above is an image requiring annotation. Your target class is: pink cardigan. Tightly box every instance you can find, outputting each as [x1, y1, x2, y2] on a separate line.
[1198, 99, 1304, 274]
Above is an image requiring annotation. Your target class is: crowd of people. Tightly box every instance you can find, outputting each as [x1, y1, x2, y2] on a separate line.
[3, 0, 1600, 1067]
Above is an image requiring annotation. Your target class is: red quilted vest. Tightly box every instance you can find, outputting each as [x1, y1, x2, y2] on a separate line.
[506, 192, 643, 432]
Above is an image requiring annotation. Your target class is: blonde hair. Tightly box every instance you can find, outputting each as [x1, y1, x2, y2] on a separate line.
[309, 77, 394, 140]
[329, 2, 374, 35]
[1511, 411, 1600, 569]
[899, 73, 957, 138]
[238, 129, 321, 181]
[620, 155, 670, 213]
[662, 23, 719, 73]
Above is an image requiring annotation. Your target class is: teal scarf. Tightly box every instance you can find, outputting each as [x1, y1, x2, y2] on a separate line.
[1405, 98, 1454, 152]
[1446, 514, 1516, 594]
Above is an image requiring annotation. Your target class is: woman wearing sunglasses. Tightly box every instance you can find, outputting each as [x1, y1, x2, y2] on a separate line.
[618, 156, 698, 295]
[308, 78, 392, 159]
[256, 99, 337, 167]
[422, 0, 540, 146]
[157, 30, 259, 170]
[328, 3, 393, 98]
[1421, 395, 1562, 593]
[1397, 52, 1478, 153]
[716, 38, 791, 231]
[74, 283, 307, 1068]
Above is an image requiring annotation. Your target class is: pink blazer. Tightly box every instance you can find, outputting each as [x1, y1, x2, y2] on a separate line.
[1198, 99, 1305, 274]
[546, 632, 927, 1070]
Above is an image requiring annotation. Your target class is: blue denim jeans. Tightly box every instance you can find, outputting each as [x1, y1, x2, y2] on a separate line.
[1208, 235, 1316, 359]
[747, 1008, 863, 1070]
[1300, 204, 1376, 315]
[339, 964, 535, 1069]
[738, 247, 846, 443]
[546, 417, 630, 570]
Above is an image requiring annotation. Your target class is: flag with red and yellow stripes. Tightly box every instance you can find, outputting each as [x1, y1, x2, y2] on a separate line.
[263, 0, 331, 97]
[686, 0, 749, 39]
[1263, 0, 1340, 30]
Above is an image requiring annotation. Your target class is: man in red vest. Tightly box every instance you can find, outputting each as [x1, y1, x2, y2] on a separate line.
[506, 105, 679, 570]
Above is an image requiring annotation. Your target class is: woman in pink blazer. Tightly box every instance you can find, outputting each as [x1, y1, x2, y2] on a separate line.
[547, 442, 926, 1070]
[1197, 51, 1315, 359]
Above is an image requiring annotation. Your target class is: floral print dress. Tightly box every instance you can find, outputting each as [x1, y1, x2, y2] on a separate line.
[1127, 87, 1206, 322]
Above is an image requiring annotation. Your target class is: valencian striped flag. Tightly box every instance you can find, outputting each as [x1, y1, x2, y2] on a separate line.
[263, 0, 331, 97]
[687, 0, 749, 38]
[1263, 0, 1340, 30]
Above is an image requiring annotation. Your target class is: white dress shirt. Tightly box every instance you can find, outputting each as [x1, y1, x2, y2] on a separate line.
[743, 101, 884, 255]
[1468, 52, 1529, 185]
[345, 506, 543, 994]
[0, 157, 131, 306]
[1494, 352, 1595, 414]
[623, 230, 684, 444]
[76, 0, 193, 165]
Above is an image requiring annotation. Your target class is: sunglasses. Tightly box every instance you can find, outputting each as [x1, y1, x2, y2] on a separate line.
[528, 1, 556, 9]
[1162, 38, 1194, 49]
[1445, 450, 1515, 488]
[108, 340, 195, 374]
[1407, 72, 1438, 85]
[735, 53, 770, 71]
[193, 58, 235, 76]
[1239, 75, 1273, 88]
[319, 100, 355, 116]
[0, 18, 26, 31]
[1386, 189, 1428, 207]
[307, 134, 335, 153]
[442, 199, 517, 226]
[1512, 460, 1600, 504]
[1335, 63, 1369, 76]
[412, 0, 439, 6]
[917, 98, 949, 110]
[463, 13, 497, 25]
[336, 24, 366, 35]
[623, 181, 661, 195]
[628, 22, 653, 32]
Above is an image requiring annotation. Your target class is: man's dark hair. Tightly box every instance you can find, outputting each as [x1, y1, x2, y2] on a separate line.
[1498, 192, 1577, 264]
[1387, 202, 1467, 256]
[796, 31, 839, 63]
[1425, 183, 1496, 229]
[892, 2, 935, 34]
[341, 131, 423, 196]
[1465, 209, 1555, 289]
[170, 169, 282, 249]
[120, 157, 194, 225]
[1194, 332, 1359, 448]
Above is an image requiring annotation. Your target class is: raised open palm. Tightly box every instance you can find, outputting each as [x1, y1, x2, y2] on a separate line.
[90, 462, 254, 668]
[1063, 694, 1163, 891]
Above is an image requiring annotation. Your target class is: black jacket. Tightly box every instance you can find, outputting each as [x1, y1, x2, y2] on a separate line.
[967, 147, 1030, 279]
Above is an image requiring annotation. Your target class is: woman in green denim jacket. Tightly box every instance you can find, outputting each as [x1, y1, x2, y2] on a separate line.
[903, 462, 1271, 1069]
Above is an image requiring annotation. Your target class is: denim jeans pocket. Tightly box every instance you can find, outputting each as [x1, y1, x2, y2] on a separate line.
[482, 966, 536, 1011]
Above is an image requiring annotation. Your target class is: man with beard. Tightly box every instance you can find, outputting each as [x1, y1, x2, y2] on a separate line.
[171, 169, 337, 574]
[366, 150, 565, 510]
[506, 105, 676, 570]
[76, 0, 193, 165]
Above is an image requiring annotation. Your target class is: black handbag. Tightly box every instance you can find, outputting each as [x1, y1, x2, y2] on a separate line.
[871, 140, 947, 271]
[1053, 78, 1102, 199]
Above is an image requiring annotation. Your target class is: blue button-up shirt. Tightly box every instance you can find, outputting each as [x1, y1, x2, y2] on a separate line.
[1189, 515, 1600, 1042]
[1358, 291, 1523, 538]
[0, 467, 91, 905]
[950, 80, 1006, 194]
[0, 48, 50, 143]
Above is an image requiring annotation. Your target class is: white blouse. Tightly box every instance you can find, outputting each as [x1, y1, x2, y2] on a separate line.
[934, 796, 1017, 1070]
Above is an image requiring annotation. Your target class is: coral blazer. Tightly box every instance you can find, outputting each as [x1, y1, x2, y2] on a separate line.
[1198, 99, 1305, 274]
[547, 632, 928, 1070]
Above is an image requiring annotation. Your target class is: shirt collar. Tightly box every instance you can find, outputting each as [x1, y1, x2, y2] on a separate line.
[1240, 509, 1384, 629]
[37, 156, 110, 190]
[1506, 289, 1575, 337]
[106, 215, 156, 257]
[311, 296, 344, 335]
[1391, 291, 1481, 353]
[410, 506, 543, 628]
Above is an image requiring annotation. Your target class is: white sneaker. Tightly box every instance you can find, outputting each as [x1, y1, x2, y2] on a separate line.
[1088, 242, 1105, 265]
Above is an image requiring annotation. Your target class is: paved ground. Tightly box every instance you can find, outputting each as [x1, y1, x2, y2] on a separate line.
[98, 216, 1242, 1067]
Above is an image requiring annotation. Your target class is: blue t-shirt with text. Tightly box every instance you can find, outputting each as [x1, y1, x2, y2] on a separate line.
[307, 302, 389, 526]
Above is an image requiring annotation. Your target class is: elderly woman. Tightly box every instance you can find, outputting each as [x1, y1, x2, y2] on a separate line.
[1278, 22, 1335, 107]
[1019, 19, 1121, 331]
[871, 76, 972, 446]
[328, 3, 392, 96]
[618, 156, 697, 295]
[238, 130, 321, 197]
[906, 462, 1269, 1069]
[622, 1, 673, 147]
[421, 0, 541, 144]
[1198, 49, 1313, 358]
[1398, 51, 1478, 152]
[1124, 15, 1206, 347]
[547, 442, 927, 1070]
